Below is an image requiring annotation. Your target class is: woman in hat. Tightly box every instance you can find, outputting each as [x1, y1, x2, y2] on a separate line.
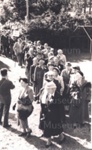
[69, 71, 91, 128]
[70, 66, 81, 86]
[16, 78, 34, 137]
[39, 81, 65, 147]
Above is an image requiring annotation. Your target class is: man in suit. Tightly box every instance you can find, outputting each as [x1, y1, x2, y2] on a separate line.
[0, 68, 15, 128]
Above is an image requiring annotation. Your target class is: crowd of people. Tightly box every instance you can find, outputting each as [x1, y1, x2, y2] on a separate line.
[0, 37, 91, 148]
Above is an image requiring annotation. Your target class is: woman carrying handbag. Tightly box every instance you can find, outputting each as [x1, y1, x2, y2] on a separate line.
[15, 78, 34, 137]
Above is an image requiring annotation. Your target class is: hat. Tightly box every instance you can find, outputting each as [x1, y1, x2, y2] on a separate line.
[48, 56, 54, 60]
[46, 81, 56, 89]
[39, 58, 45, 62]
[66, 62, 72, 67]
[47, 62, 54, 67]
[78, 71, 84, 77]
[0, 68, 8, 76]
[58, 49, 63, 54]
[53, 67, 60, 74]
[37, 40, 41, 44]
[19, 77, 28, 83]
[73, 66, 80, 71]
[47, 71, 54, 76]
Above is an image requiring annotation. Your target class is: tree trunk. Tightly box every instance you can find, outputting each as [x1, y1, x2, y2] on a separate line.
[84, 0, 87, 14]
[25, 0, 29, 23]
[89, 0, 92, 14]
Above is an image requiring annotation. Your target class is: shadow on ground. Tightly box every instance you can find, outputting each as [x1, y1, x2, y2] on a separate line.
[0, 60, 10, 70]
[8, 112, 91, 150]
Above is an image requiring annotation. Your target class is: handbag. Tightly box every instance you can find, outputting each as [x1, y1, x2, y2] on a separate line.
[17, 102, 34, 119]
[17, 88, 34, 119]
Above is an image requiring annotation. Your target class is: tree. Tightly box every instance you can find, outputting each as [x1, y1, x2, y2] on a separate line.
[25, 0, 29, 23]
[89, 0, 92, 14]
[84, 0, 87, 13]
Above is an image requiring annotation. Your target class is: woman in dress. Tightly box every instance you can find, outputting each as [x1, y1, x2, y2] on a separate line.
[17, 78, 34, 137]
[39, 71, 65, 147]
[69, 71, 91, 128]
[40, 81, 65, 147]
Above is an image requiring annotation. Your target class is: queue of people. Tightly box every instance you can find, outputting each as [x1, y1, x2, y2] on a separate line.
[0, 38, 91, 148]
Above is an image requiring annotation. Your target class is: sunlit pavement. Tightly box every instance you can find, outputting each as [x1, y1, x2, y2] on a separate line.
[0, 56, 92, 150]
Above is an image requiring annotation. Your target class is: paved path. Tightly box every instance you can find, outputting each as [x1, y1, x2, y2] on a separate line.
[0, 56, 92, 150]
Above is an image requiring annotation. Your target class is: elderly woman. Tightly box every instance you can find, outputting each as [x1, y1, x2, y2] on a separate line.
[40, 81, 65, 147]
[69, 71, 91, 128]
[39, 71, 65, 147]
[16, 78, 34, 137]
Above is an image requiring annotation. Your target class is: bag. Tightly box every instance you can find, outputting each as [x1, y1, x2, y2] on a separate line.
[17, 103, 34, 119]
[18, 96, 32, 106]
[17, 87, 34, 119]
[17, 103, 33, 112]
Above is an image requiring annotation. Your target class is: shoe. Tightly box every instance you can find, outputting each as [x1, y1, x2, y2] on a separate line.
[58, 136, 66, 144]
[45, 143, 52, 148]
[26, 129, 32, 137]
[18, 132, 27, 136]
[3, 124, 11, 128]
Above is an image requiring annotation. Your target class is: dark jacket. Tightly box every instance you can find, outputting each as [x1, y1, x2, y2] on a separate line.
[0, 78, 15, 104]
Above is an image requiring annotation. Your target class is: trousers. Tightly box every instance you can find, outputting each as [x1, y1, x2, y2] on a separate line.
[0, 103, 10, 127]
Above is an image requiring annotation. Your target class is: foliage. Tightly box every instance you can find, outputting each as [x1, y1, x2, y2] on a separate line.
[0, 0, 18, 24]
[0, 0, 92, 38]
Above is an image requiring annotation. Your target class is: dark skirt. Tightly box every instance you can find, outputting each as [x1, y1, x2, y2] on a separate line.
[39, 103, 65, 138]
[69, 102, 82, 124]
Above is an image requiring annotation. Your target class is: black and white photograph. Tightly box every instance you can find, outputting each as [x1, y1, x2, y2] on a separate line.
[0, 0, 92, 150]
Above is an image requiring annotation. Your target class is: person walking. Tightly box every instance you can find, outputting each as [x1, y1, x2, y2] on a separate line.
[39, 81, 65, 147]
[16, 78, 34, 137]
[0, 68, 15, 128]
[34, 59, 47, 102]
